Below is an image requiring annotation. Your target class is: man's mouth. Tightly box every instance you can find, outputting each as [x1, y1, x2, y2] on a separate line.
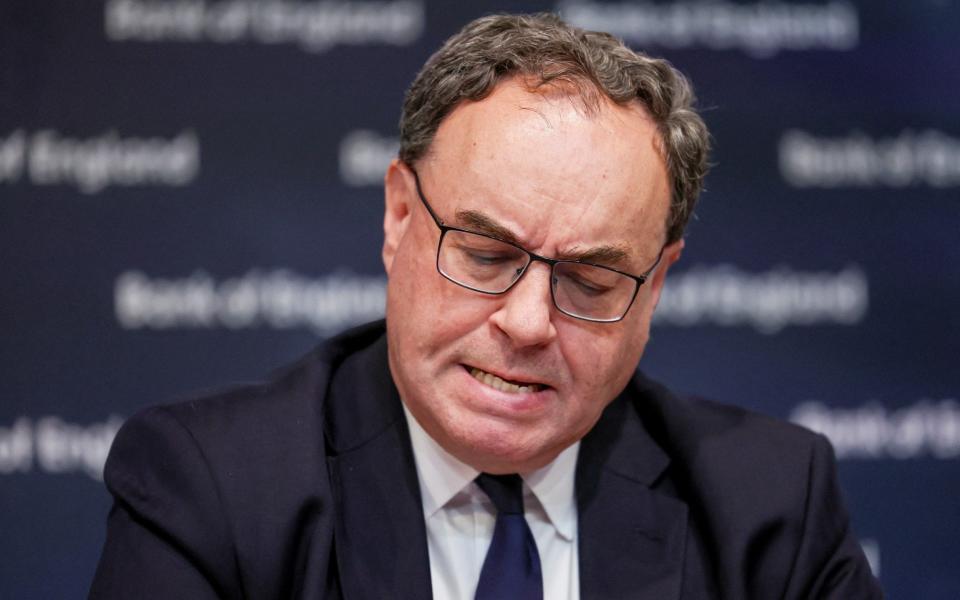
[468, 367, 544, 394]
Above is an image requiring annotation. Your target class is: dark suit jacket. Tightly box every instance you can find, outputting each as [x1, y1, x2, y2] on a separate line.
[89, 320, 882, 599]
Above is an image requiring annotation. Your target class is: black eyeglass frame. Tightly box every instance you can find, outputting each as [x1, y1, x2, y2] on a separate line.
[408, 167, 664, 323]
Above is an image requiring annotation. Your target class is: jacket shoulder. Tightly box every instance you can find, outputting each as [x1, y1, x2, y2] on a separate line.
[128, 319, 388, 462]
[632, 372, 826, 492]
[629, 373, 881, 598]
[94, 321, 387, 598]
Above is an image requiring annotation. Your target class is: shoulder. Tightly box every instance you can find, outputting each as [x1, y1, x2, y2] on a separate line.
[96, 321, 388, 596]
[626, 372, 831, 556]
[625, 373, 881, 598]
[103, 320, 388, 536]
[630, 371, 829, 495]
[108, 319, 388, 483]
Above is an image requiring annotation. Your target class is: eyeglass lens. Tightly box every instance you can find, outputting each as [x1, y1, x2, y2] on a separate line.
[438, 229, 637, 321]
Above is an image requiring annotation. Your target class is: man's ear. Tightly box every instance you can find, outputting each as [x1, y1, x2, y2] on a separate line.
[382, 159, 415, 274]
[646, 238, 684, 312]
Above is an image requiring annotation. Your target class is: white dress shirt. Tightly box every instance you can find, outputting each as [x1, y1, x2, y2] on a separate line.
[403, 405, 580, 600]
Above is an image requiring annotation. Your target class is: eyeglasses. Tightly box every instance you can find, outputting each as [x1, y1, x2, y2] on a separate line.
[409, 168, 663, 323]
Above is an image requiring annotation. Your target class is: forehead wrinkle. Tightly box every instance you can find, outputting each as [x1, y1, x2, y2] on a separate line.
[454, 207, 633, 267]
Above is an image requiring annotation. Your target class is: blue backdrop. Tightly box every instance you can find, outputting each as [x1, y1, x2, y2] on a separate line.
[1, 1, 958, 598]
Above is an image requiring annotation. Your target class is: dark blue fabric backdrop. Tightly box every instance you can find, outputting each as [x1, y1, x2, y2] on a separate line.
[2, 1, 958, 598]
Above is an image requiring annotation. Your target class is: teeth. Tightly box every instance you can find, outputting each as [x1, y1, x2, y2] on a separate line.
[470, 368, 540, 393]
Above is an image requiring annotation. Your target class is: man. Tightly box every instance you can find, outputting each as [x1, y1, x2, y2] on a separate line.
[90, 13, 882, 600]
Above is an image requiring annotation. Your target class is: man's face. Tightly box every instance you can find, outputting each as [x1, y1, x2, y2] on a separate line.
[382, 79, 681, 474]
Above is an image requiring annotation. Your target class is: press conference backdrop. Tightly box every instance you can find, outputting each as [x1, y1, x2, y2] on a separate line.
[1, 0, 957, 597]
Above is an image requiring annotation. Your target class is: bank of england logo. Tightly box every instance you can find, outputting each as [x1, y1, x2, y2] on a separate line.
[114, 269, 387, 334]
[0, 129, 200, 194]
[559, 0, 859, 58]
[104, 0, 425, 54]
[780, 129, 960, 189]
[792, 400, 960, 459]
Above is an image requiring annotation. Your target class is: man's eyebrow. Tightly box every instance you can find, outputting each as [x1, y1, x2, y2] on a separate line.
[453, 208, 633, 266]
[556, 245, 631, 265]
[454, 209, 521, 244]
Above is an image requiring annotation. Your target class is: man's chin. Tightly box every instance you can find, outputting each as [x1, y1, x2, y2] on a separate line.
[449, 424, 566, 474]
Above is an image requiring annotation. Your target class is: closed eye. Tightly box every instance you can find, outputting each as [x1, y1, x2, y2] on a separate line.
[565, 274, 616, 296]
[464, 250, 514, 266]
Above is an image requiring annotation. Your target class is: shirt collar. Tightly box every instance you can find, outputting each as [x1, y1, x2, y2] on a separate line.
[524, 440, 579, 541]
[402, 404, 580, 541]
[404, 404, 479, 517]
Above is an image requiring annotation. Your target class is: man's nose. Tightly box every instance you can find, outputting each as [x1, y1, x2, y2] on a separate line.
[488, 262, 558, 347]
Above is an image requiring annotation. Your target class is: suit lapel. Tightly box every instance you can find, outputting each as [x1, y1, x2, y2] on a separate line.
[324, 335, 433, 600]
[577, 386, 688, 600]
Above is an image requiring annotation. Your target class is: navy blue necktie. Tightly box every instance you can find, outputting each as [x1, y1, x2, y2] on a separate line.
[474, 473, 543, 600]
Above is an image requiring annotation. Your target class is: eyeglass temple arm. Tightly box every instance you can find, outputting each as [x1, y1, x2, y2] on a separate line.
[408, 167, 446, 227]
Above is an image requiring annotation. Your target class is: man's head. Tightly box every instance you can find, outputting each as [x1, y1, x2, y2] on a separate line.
[399, 13, 709, 245]
[381, 13, 709, 474]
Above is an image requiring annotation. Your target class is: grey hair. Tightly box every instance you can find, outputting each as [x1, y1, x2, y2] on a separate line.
[399, 13, 710, 244]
